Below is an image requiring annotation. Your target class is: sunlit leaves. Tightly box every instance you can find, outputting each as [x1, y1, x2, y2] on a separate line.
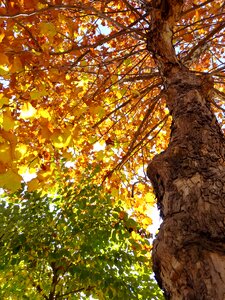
[27, 177, 39, 192]
[0, 95, 9, 107]
[0, 0, 223, 283]
[0, 53, 9, 74]
[0, 169, 22, 192]
[20, 102, 37, 119]
[2, 110, 14, 131]
[51, 128, 72, 148]
[39, 22, 57, 38]
[0, 0, 223, 298]
[0, 0, 167, 244]
[10, 56, 23, 73]
[0, 142, 11, 164]
[0, 53, 9, 66]
[15, 143, 27, 159]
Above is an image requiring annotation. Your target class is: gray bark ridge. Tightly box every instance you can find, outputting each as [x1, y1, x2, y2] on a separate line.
[146, 1, 225, 299]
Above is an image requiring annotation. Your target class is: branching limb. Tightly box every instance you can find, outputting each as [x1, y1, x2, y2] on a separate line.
[183, 22, 225, 63]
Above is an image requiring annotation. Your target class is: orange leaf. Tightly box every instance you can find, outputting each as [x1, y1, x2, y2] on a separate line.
[183, 33, 193, 42]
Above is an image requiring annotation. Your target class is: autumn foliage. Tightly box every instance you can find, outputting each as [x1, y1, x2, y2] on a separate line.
[0, 0, 224, 194]
[0, 0, 225, 298]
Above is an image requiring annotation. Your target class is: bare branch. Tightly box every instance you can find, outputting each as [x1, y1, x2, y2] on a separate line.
[126, 94, 161, 152]
[103, 114, 169, 181]
[121, 72, 160, 82]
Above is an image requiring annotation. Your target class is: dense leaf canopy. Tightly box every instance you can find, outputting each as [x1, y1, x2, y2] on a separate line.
[0, 170, 163, 299]
[0, 0, 224, 195]
[0, 0, 225, 298]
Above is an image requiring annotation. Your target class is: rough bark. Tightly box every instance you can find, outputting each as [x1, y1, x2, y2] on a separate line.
[146, 1, 225, 299]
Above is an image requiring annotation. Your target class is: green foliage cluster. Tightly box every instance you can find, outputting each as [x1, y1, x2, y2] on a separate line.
[0, 174, 163, 300]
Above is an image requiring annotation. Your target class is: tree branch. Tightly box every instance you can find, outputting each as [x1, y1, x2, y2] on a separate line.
[57, 285, 95, 298]
[104, 113, 169, 181]
[15, 21, 43, 53]
[182, 0, 214, 16]
[183, 22, 225, 63]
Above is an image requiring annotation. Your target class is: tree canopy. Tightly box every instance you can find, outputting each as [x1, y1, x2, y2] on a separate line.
[0, 0, 225, 298]
[0, 0, 224, 195]
[0, 169, 163, 299]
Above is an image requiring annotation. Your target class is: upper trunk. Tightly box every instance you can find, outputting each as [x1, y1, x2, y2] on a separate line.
[146, 1, 225, 299]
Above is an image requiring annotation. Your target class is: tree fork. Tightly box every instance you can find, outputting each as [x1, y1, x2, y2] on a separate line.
[146, 0, 225, 299]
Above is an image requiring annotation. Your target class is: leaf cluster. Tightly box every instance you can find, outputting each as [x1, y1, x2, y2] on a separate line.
[0, 174, 163, 300]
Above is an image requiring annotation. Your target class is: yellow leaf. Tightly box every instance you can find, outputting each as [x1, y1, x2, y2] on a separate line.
[51, 129, 72, 148]
[95, 150, 104, 161]
[20, 102, 37, 119]
[30, 90, 40, 100]
[40, 22, 57, 37]
[89, 106, 105, 117]
[0, 96, 9, 106]
[2, 110, 14, 131]
[0, 169, 22, 192]
[195, 10, 199, 21]
[142, 217, 152, 226]
[30, 89, 47, 100]
[15, 144, 28, 160]
[0, 32, 5, 43]
[27, 178, 39, 192]
[18, 165, 28, 175]
[31, 49, 42, 56]
[111, 187, 119, 198]
[131, 231, 139, 240]
[37, 170, 52, 182]
[0, 143, 11, 163]
[0, 130, 17, 154]
[145, 192, 155, 204]
[63, 151, 74, 160]
[111, 75, 118, 83]
[37, 108, 51, 120]
[0, 53, 9, 74]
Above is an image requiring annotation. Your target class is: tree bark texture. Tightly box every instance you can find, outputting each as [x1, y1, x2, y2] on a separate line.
[147, 1, 225, 299]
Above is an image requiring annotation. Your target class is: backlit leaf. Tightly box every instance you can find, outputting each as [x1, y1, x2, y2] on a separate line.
[2, 110, 15, 131]
[20, 103, 37, 119]
[51, 128, 72, 148]
[0, 53, 9, 66]
[0, 169, 22, 191]
[40, 22, 57, 37]
[0, 143, 11, 163]
[10, 56, 23, 73]
[27, 177, 39, 192]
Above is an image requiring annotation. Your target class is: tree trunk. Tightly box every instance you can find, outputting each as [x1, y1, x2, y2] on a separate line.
[146, 1, 225, 299]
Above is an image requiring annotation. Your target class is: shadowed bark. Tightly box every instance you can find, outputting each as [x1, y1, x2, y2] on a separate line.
[146, 0, 225, 299]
